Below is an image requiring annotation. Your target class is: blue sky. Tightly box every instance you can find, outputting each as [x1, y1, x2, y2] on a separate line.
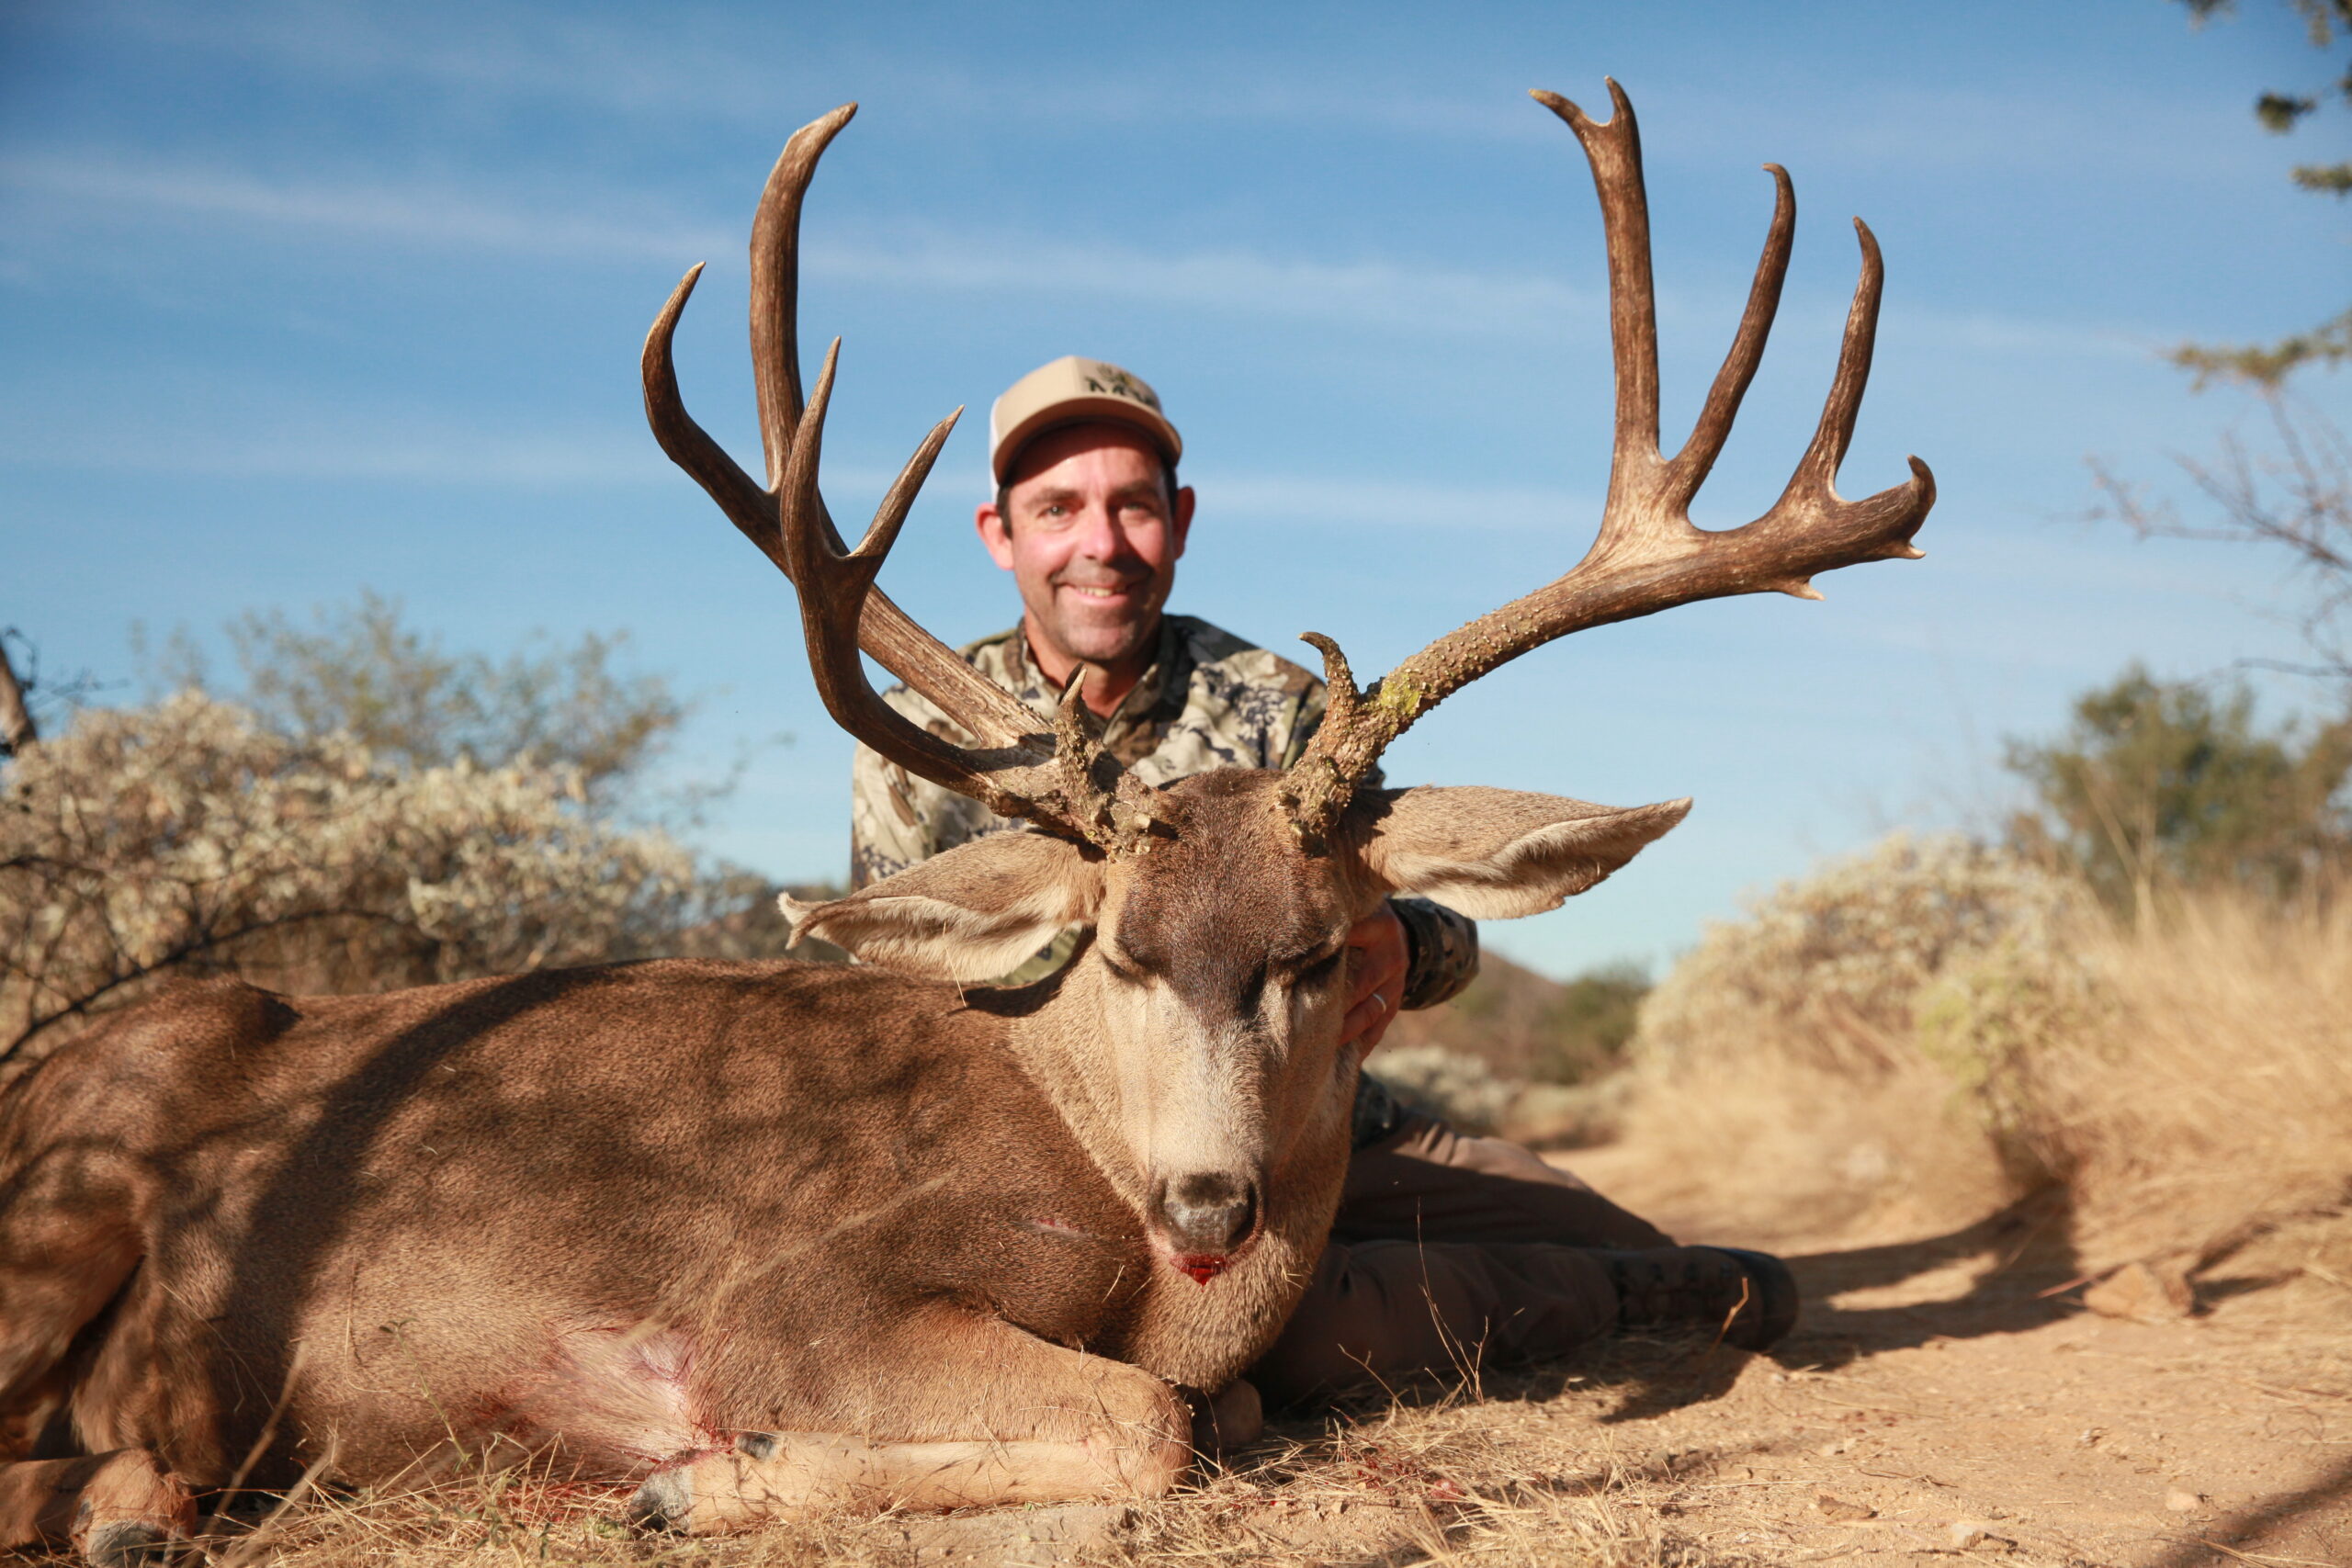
[5, 0, 2347, 976]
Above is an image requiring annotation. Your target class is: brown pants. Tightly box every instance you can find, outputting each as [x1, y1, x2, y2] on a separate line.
[1250, 1111, 1675, 1404]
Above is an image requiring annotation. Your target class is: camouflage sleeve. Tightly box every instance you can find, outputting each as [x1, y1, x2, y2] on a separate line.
[848, 741, 936, 890]
[1391, 896, 1479, 1010]
[1274, 678, 1330, 770]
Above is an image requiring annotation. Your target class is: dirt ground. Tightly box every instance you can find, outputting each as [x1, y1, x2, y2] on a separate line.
[1479, 1145, 2352, 1567]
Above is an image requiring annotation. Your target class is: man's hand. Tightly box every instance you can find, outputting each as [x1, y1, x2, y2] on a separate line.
[1340, 903, 1408, 1060]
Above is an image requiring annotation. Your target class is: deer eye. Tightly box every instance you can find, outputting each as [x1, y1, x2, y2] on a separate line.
[1293, 947, 1344, 988]
[1237, 961, 1270, 1016]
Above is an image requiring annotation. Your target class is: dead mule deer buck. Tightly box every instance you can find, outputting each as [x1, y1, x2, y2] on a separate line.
[0, 83, 1929, 1562]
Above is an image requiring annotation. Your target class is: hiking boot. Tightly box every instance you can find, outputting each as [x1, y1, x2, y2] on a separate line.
[1601, 1246, 1800, 1351]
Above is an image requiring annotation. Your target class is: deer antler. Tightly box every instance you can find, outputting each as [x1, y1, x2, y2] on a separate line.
[1281, 81, 1936, 844]
[643, 104, 1166, 853]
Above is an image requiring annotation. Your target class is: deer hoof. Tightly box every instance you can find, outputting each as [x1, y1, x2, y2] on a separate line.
[81, 1521, 176, 1568]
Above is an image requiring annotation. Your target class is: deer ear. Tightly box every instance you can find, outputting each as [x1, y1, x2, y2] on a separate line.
[1356, 785, 1690, 919]
[782, 830, 1107, 981]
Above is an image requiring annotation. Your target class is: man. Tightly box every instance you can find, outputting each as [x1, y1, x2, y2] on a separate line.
[851, 356, 1796, 1405]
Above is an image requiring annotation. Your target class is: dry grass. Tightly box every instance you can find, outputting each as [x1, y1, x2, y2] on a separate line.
[2034, 889, 2352, 1269]
[45, 1356, 1750, 1568]
[1616, 837, 2352, 1273]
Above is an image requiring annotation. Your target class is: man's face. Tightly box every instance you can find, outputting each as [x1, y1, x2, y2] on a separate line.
[977, 423, 1193, 673]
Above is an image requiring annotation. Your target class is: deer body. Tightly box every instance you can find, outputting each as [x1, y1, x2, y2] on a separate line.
[8, 953, 1314, 1487]
[6, 774, 1388, 1466]
[0, 82, 1933, 1560]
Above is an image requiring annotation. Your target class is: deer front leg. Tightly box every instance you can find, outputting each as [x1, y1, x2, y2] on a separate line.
[0, 1450, 196, 1568]
[628, 1314, 1189, 1534]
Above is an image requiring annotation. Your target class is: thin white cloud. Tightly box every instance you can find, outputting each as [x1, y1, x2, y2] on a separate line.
[0, 148, 1594, 332]
[812, 230, 1591, 335]
[0, 152, 727, 261]
[0, 422, 669, 485]
[81, 0, 2271, 187]
[0, 395, 1602, 533]
[87, 0, 1548, 141]
[0, 150, 2175, 358]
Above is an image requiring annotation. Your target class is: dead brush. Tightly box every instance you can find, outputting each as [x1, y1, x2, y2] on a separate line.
[1618, 833, 2352, 1287]
[1128, 1387, 1697, 1567]
[2032, 886, 2352, 1279]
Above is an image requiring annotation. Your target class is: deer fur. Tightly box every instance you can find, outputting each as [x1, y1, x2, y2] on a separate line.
[0, 773, 1682, 1557]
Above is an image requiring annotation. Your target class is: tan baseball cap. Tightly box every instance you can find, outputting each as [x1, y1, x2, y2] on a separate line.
[988, 355, 1182, 483]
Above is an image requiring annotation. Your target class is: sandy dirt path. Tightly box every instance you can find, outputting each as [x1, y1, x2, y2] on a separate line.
[1514, 1145, 2352, 1567]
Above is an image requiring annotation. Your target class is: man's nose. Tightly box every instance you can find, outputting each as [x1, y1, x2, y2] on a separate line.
[1072, 503, 1135, 562]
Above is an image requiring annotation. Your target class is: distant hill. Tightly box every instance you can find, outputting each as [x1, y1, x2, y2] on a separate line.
[1377, 951, 1645, 1087]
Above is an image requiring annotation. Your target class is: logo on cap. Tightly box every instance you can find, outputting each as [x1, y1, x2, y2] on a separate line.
[1082, 364, 1161, 410]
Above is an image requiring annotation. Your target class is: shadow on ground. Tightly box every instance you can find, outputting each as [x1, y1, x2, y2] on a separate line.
[1266, 1189, 2090, 1435]
[2144, 1454, 2352, 1568]
[1771, 1188, 2086, 1371]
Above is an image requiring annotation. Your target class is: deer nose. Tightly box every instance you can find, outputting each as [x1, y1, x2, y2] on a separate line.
[1156, 1171, 1259, 1256]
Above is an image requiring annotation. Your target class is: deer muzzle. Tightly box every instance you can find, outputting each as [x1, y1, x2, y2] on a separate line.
[1151, 1170, 1260, 1281]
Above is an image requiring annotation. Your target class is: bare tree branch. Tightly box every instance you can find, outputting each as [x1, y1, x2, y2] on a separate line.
[2087, 390, 2352, 688]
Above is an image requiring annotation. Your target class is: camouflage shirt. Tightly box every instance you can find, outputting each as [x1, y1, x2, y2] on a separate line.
[848, 614, 1478, 1017]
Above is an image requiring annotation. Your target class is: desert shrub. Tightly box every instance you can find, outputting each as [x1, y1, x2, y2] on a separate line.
[1637, 832, 2099, 1084]
[0, 691, 741, 1069]
[1622, 829, 2352, 1263]
[1372, 1044, 1518, 1135]
[142, 592, 695, 818]
[2029, 891, 2352, 1264]
[2004, 666, 2351, 908]
[1619, 834, 2091, 1232]
[1530, 962, 1648, 1085]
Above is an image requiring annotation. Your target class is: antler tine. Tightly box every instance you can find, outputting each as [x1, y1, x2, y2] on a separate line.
[645, 264, 791, 571]
[1533, 83, 1661, 484]
[1784, 218, 1884, 505]
[778, 342, 1164, 847]
[642, 193, 1045, 748]
[1280, 82, 1935, 845]
[775, 338, 1024, 810]
[751, 105, 854, 507]
[647, 106, 1169, 854]
[1670, 164, 1795, 508]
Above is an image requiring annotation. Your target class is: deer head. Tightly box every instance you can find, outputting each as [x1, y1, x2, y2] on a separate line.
[643, 85, 1934, 1278]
